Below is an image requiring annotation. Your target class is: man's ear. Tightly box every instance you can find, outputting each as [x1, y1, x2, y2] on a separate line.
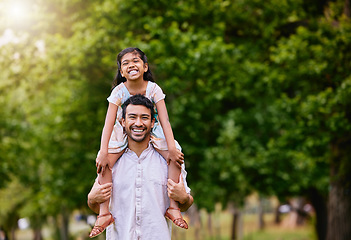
[151, 117, 155, 129]
[121, 118, 126, 128]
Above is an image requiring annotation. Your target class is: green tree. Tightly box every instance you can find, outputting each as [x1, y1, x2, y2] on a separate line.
[202, 1, 351, 239]
[1, 0, 350, 239]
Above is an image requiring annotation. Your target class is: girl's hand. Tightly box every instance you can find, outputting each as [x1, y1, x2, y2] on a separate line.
[96, 151, 110, 176]
[167, 148, 184, 167]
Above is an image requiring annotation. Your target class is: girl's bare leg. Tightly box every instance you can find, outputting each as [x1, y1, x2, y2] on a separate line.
[168, 159, 183, 214]
[158, 149, 187, 229]
[93, 151, 123, 226]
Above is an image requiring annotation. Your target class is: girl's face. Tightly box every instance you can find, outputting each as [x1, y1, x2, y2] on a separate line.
[120, 52, 148, 82]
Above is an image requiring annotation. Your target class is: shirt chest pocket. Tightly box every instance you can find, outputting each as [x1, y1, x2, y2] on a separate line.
[145, 163, 168, 186]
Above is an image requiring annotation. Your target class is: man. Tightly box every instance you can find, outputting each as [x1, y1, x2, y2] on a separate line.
[88, 94, 193, 239]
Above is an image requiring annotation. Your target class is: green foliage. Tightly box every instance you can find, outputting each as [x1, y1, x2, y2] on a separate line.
[0, 0, 350, 237]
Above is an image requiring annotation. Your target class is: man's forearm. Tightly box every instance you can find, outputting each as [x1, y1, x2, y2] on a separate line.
[87, 194, 100, 214]
[179, 194, 194, 212]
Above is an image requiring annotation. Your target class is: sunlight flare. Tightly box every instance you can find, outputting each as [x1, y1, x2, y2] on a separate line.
[1, 0, 32, 26]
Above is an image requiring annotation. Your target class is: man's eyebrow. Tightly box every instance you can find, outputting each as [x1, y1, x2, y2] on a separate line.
[127, 113, 150, 117]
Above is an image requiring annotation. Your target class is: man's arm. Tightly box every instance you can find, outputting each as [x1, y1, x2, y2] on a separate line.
[178, 193, 194, 212]
[167, 177, 194, 212]
[87, 180, 112, 214]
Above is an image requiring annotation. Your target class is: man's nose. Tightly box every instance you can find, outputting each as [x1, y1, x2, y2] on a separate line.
[135, 117, 142, 125]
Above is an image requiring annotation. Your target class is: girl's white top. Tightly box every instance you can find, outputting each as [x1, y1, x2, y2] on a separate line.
[106, 81, 180, 152]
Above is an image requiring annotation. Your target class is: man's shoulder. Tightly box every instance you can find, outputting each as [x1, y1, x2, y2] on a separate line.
[146, 144, 167, 162]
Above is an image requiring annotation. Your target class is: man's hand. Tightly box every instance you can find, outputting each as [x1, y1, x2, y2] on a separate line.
[88, 180, 112, 206]
[167, 175, 189, 204]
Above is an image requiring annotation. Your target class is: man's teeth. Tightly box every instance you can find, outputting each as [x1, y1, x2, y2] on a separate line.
[133, 129, 143, 132]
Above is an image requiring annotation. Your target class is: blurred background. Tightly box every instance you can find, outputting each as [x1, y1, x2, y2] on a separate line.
[0, 0, 350, 239]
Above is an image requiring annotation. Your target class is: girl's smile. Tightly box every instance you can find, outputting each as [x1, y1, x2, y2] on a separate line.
[120, 52, 148, 81]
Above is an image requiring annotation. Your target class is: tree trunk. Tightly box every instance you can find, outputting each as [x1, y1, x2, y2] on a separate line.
[258, 197, 265, 230]
[274, 204, 281, 224]
[230, 207, 241, 240]
[214, 204, 221, 240]
[207, 213, 213, 238]
[294, 197, 306, 226]
[10, 227, 16, 240]
[327, 179, 351, 240]
[308, 188, 327, 240]
[30, 215, 44, 240]
[56, 207, 70, 240]
[326, 142, 351, 240]
[344, 0, 351, 17]
[187, 204, 202, 240]
[33, 227, 42, 240]
[60, 211, 69, 240]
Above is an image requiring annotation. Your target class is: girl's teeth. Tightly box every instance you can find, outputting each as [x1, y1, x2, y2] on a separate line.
[129, 70, 137, 75]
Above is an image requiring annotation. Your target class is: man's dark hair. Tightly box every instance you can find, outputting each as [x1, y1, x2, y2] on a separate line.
[122, 94, 155, 120]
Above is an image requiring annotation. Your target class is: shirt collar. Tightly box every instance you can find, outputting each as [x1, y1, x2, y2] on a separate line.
[125, 141, 153, 158]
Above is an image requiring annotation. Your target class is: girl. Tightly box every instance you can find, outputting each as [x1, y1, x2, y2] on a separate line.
[89, 47, 188, 238]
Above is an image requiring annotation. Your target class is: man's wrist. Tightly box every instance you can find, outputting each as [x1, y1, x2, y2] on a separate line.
[88, 193, 96, 206]
[180, 193, 190, 205]
[99, 149, 108, 155]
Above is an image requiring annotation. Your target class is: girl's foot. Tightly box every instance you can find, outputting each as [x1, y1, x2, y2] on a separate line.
[89, 213, 115, 238]
[165, 207, 188, 229]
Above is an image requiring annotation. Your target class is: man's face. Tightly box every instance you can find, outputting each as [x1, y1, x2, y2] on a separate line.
[122, 104, 154, 143]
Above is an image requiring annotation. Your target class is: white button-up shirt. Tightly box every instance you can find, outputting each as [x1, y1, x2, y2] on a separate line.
[106, 144, 190, 240]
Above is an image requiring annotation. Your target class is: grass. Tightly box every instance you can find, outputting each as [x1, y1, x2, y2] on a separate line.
[15, 209, 315, 240]
[171, 208, 315, 240]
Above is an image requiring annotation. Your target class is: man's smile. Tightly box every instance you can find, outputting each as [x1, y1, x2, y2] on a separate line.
[131, 127, 146, 134]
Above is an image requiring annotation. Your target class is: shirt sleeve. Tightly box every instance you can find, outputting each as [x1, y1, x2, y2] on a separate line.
[107, 84, 123, 106]
[151, 83, 166, 103]
[181, 164, 191, 194]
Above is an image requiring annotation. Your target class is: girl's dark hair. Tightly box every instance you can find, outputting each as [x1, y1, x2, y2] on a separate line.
[112, 47, 155, 88]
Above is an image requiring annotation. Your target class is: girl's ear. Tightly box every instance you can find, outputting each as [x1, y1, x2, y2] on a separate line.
[120, 70, 124, 78]
[144, 62, 148, 72]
